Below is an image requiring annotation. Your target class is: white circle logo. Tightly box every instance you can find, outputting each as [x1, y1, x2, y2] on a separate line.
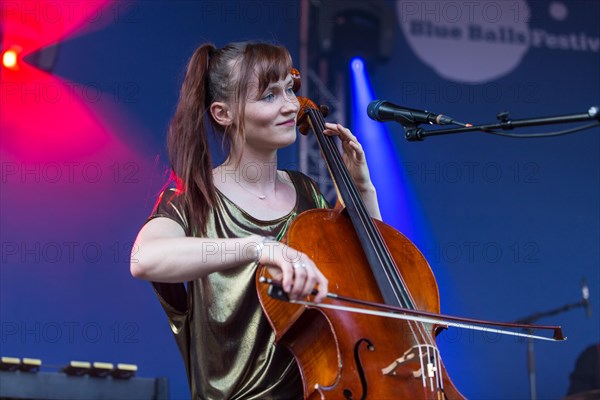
[397, 0, 531, 83]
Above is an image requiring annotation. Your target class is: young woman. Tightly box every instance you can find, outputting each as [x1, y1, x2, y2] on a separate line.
[130, 41, 381, 399]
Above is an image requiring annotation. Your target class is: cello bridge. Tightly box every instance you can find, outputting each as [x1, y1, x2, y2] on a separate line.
[381, 344, 438, 379]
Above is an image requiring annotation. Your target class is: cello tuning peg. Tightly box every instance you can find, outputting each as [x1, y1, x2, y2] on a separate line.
[291, 68, 301, 93]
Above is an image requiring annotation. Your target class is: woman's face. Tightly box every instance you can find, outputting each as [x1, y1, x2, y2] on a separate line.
[242, 73, 300, 151]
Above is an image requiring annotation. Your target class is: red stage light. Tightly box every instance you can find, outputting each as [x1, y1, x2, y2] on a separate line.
[2, 47, 21, 70]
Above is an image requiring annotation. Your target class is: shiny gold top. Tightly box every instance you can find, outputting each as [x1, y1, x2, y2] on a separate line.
[148, 171, 328, 399]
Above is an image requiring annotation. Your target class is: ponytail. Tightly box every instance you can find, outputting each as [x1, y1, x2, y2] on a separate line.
[167, 44, 216, 236]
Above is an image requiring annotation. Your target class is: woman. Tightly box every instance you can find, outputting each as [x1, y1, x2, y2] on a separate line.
[130, 41, 381, 399]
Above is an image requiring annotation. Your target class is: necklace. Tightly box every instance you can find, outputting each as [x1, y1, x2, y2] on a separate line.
[233, 176, 278, 200]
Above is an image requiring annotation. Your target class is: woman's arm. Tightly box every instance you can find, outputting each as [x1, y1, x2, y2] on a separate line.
[130, 217, 264, 282]
[323, 122, 382, 220]
[130, 217, 329, 302]
[355, 184, 381, 220]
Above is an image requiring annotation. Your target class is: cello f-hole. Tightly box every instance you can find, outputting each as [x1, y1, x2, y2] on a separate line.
[344, 338, 374, 400]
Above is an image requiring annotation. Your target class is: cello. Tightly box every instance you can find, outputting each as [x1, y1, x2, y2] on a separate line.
[256, 69, 563, 399]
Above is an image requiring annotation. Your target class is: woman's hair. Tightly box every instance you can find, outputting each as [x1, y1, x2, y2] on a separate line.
[167, 41, 293, 235]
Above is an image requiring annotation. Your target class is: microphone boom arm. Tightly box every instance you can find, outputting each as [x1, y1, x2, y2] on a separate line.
[402, 107, 600, 141]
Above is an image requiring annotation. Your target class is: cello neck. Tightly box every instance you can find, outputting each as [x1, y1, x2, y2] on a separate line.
[304, 107, 414, 309]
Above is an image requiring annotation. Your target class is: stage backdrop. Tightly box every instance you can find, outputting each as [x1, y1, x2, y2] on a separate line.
[1, 1, 598, 399]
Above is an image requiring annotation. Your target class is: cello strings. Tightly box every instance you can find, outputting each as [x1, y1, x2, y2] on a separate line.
[419, 344, 427, 390]
[436, 344, 445, 393]
[309, 111, 426, 315]
[307, 107, 443, 392]
[427, 345, 434, 391]
[309, 109, 407, 304]
[308, 108, 439, 388]
[311, 111, 423, 310]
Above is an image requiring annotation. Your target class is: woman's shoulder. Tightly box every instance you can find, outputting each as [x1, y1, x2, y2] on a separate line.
[156, 186, 182, 202]
[152, 187, 185, 214]
[285, 169, 315, 185]
[147, 187, 190, 235]
[284, 170, 329, 209]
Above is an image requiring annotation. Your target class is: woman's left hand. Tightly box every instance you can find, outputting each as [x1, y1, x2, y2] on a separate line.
[323, 123, 374, 192]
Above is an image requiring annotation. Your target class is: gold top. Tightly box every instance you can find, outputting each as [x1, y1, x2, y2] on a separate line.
[148, 171, 328, 399]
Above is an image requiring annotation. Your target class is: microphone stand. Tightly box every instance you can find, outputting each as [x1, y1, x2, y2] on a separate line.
[513, 298, 590, 400]
[393, 104, 598, 398]
[402, 106, 600, 141]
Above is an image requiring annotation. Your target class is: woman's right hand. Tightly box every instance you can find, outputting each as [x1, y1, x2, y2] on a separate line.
[257, 239, 328, 303]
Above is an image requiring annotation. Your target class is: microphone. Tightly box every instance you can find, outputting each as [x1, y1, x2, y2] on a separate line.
[582, 277, 592, 319]
[367, 100, 468, 127]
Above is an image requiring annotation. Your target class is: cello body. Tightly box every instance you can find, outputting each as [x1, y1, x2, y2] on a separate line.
[256, 208, 465, 399]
